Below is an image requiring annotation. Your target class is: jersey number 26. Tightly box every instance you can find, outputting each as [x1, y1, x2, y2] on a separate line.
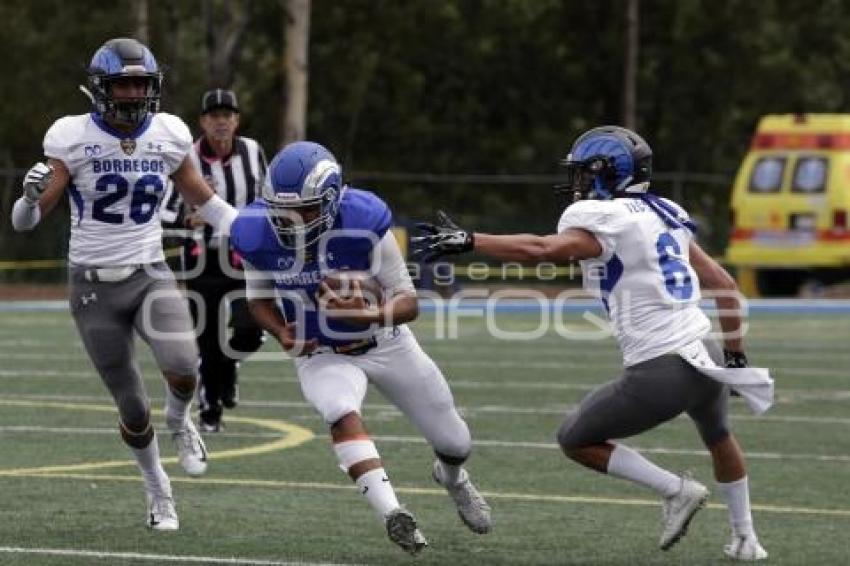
[92, 174, 163, 225]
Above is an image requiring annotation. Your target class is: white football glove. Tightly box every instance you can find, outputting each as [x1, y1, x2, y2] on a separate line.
[22, 162, 54, 204]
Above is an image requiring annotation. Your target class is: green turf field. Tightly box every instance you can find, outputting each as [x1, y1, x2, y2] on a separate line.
[0, 307, 848, 565]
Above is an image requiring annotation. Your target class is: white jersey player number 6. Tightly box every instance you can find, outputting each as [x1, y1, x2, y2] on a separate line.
[656, 232, 693, 300]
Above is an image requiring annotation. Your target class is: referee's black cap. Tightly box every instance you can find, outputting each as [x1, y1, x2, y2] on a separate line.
[201, 88, 239, 114]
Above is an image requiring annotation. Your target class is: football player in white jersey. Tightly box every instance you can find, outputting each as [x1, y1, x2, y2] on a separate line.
[10, 38, 238, 531]
[413, 126, 768, 561]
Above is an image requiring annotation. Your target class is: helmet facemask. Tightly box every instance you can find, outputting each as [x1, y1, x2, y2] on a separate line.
[89, 71, 162, 127]
[555, 154, 619, 207]
[265, 185, 341, 250]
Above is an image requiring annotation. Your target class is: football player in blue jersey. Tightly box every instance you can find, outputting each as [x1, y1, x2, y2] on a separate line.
[413, 126, 769, 561]
[229, 141, 492, 555]
[10, 38, 238, 530]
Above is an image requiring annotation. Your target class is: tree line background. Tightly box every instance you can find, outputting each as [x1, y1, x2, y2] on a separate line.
[2, 0, 850, 281]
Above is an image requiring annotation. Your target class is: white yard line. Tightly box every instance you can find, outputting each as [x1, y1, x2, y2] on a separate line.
[3, 349, 849, 380]
[0, 393, 848, 424]
[7, 471, 850, 519]
[3, 369, 850, 400]
[371, 435, 850, 463]
[0, 546, 361, 566]
[1, 425, 848, 463]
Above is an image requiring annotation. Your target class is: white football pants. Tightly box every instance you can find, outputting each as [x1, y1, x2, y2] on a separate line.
[294, 325, 472, 460]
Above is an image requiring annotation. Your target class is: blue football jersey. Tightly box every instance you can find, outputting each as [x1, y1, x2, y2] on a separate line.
[230, 187, 392, 345]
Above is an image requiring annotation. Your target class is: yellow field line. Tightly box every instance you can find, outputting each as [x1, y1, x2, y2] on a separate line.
[2, 399, 847, 519]
[0, 259, 575, 276]
[0, 399, 313, 475]
[3, 470, 849, 518]
[0, 259, 66, 270]
[0, 250, 178, 270]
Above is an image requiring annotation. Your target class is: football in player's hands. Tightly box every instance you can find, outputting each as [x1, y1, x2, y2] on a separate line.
[319, 270, 385, 307]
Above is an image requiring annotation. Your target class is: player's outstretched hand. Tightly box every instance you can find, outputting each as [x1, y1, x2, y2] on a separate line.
[410, 210, 474, 263]
[317, 279, 379, 325]
[276, 321, 318, 356]
[22, 162, 54, 204]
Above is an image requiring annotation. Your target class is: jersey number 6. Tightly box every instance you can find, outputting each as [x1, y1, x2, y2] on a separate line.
[92, 173, 163, 225]
[656, 232, 693, 300]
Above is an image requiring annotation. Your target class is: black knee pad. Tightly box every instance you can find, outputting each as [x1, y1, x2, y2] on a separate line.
[435, 449, 469, 467]
[165, 372, 198, 401]
[118, 404, 153, 449]
[116, 395, 150, 429]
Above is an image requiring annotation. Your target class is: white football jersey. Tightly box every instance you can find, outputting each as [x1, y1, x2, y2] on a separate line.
[557, 197, 711, 367]
[43, 112, 193, 266]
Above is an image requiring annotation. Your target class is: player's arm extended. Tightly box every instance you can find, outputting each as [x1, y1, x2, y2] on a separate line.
[11, 158, 69, 231]
[473, 229, 602, 263]
[413, 212, 601, 263]
[689, 241, 744, 354]
[170, 156, 237, 234]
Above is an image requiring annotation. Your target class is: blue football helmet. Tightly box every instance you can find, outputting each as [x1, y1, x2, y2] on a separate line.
[557, 125, 653, 204]
[263, 141, 343, 248]
[87, 38, 162, 127]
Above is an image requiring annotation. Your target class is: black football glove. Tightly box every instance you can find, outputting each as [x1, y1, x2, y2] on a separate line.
[410, 210, 474, 263]
[724, 349, 748, 369]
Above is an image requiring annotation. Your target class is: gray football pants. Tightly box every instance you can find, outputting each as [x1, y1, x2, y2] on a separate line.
[69, 263, 199, 428]
[557, 339, 730, 450]
[295, 325, 472, 462]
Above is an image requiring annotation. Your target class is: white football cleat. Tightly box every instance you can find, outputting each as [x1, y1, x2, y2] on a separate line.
[659, 472, 709, 550]
[724, 534, 768, 561]
[172, 419, 208, 476]
[433, 461, 492, 534]
[385, 507, 428, 555]
[146, 493, 179, 531]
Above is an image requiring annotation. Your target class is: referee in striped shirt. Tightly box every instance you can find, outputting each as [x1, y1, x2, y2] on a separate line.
[162, 88, 266, 432]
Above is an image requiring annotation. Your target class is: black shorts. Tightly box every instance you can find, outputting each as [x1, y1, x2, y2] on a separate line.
[557, 339, 730, 449]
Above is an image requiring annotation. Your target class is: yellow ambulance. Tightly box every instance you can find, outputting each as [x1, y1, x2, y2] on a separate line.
[725, 114, 850, 296]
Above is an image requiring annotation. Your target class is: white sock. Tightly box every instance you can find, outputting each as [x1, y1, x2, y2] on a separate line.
[131, 434, 172, 498]
[607, 444, 681, 497]
[717, 476, 755, 538]
[164, 387, 191, 431]
[435, 459, 465, 486]
[355, 468, 400, 519]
